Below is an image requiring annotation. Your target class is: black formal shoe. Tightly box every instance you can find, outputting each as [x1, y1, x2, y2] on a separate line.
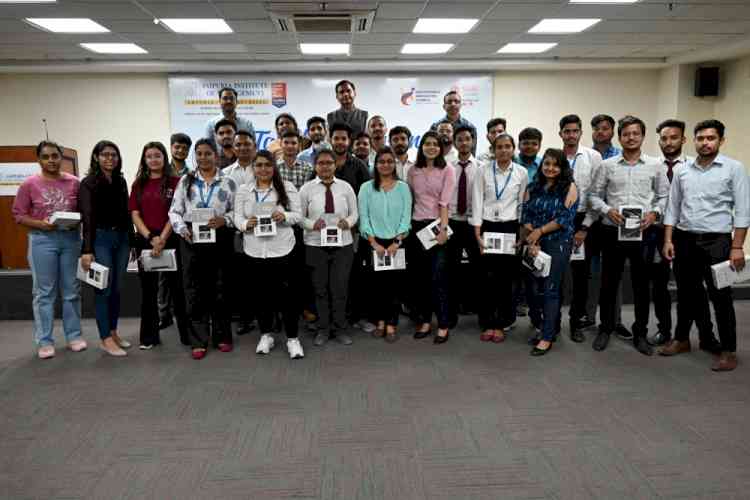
[158, 317, 174, 330]
[699, 340, 722, 355]
[577, 316, 596, 330]
[434, 331, 450, 344]
[236, 321, 256, 336]
[570, 327, 586, 343]
[593, 330, 610, 351]
[634, 336, 654, 356]
[414, 328, 432, 340]
[615, 324, 633, 341]
[530, 344, 552, 356]
[647, 330, 670, 346]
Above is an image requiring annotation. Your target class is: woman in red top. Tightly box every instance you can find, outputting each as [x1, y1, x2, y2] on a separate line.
[129, 141, 188, 349]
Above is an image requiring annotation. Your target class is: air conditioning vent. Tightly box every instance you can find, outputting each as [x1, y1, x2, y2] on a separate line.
[270, 10, 375, 34]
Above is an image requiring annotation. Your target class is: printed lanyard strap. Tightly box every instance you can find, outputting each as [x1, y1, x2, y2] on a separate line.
[197, 179, 217, 209]
[492, 161, 513, 201]
[255, 188, 272, 204]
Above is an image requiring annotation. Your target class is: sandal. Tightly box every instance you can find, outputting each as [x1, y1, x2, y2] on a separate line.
[385, 326, 398, 343]
[492, 329, 506, 343]
[480, 330, 495, 342]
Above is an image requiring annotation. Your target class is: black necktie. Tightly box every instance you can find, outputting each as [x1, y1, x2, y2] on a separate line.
[665, 159, 677, 183]
[457, 161, 468, 215]
[324, 183, 334, 213]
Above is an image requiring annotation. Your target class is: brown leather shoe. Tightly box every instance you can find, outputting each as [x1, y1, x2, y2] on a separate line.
[711, 352, 738, 372]
[658, 339, 691, 356]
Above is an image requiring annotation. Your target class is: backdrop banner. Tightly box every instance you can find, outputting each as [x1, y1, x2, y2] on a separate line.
[0, 162, 39, 195]
[168, 74, 494, 161]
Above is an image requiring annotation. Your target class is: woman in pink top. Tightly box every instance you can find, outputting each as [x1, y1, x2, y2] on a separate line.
[12, 141, 85, 359]
[407, 131, 456, 344]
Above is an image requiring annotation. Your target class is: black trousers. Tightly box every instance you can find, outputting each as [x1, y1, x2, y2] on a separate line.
[598, 225, 651, 338]
[306, 245, 354, 332]
[673, 229, 734, 351]
[565, 212, 592, 323]
[136, 234, 189, 346]
[408, 220, 450, 329]
[477, 220, 519, 330]
[291, 226, 315, 315]
[180, 227, 234, 349]
[644, 227, 672, 334]
[248, 253, 299, 338]
[447, 218, 481, 323]
[157, 272, 172, 321]
[366, 237, 403, 326]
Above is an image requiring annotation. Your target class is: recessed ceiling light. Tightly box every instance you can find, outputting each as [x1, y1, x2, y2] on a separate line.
[299, 43, 350, 55]
[25, 18, 109, 33]
[528, 18, 601, 34]
[193, 43, 248, 53]
[570, 0, 638, 4]
[413, 18, 478, 34]
[80, 43, 147, 54]
[497, 43, 558, 54]
[401, 43, 454, 54]
[159, 18, 233, 34]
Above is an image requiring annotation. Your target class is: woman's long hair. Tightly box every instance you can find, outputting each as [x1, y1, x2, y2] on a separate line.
[255, 149, 290, 210]
[88, 140, 123, 178]
[414, 131, 446, 169]
[372, 146, 399, 191]
[529, 148, 574, 200]
[133, 141, 172, 209]
[183, 138, 217, 201]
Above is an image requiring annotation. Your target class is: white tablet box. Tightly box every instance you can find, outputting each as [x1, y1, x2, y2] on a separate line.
[320, 214, 343, 247]
[192, 222, 216, 243]
[570, 242, 585, 261]
[521, 247, 551, 278]
[373, 248, 406, 271]
[76, 259, 109, 290]
[416, 219, 454, 250]
[618, 205, 643, 242]
[483, 232, 516, 255]
[140, 249, 178, 272]
[49, 211, 80, 229]
[711, 255, 750, 289]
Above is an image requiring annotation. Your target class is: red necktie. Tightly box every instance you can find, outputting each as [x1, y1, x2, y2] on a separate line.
[457, 161, 468, 215]
[665, 159, 677, 183]
[324, 183, 335, 213]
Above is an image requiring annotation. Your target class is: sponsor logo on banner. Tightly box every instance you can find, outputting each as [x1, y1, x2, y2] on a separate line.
[400, 88, 416, 106]
[271, 82, 287, 108]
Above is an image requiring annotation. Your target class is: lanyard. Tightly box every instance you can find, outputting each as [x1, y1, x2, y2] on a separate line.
[254, 188, 272, 204]
[570, 153, 581, 170]
[492, 161, 513, 201]
[197, 179, 217, 209]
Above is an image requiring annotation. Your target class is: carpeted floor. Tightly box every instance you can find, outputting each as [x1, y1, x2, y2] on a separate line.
[1, 304, 749, 499]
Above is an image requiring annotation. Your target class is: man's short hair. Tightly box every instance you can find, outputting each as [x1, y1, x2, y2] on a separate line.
[486, 118, 507, 132]
[367, 115, 386, 128]
[281, 130, 299, 140]
[519, 127, 543, 143]
[214, 118, 237, 133]
[559, 114, 582, 131]
[218, 87, 237, 99]
[306, 115, 326, 130]
[656, 119, 686, 135]
[170, 132, 192, 147]
[443, 90, 460, 103]
[617, 115, 646, 136]
[234, 130, 254, 142]
[591, 114, 616, 129]
[330, 121, 354, 139]
[453, 125, 474, 142]
[436, 119, 454, 129]
[353, 131, 371, 143]
[335, 80, 355, 93]
[694, 119, 725, 139]
[389, 126, 412, 140]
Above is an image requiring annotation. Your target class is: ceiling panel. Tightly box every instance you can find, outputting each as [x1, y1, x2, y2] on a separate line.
[213, 2, 269, 20]
[140, 2, 219, 18]
[376, 2, 423, 20]
[225, 20, 276, 33]
[420, 2, 495, 18]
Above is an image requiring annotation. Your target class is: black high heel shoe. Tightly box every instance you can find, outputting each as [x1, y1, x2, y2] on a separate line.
[414, 327, 432, 339]
[530, 343, 552, 356]
[434, 330, 450, 344]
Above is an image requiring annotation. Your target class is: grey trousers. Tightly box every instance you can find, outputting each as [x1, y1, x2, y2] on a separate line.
[306, 245, 354, 332]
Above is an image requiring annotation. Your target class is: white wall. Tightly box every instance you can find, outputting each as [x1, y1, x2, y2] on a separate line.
[712, 55, 750, 166]
[0, 74, 171, 183]
[492, 69, 662, 156]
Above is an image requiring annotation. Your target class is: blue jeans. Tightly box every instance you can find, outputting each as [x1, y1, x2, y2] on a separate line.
[28, 230, 82, 347]
[531, 239, 571, 342]
[92, 229, 130, 340]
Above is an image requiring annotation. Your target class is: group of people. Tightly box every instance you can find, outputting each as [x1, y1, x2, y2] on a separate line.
[12, 81, 749, 372]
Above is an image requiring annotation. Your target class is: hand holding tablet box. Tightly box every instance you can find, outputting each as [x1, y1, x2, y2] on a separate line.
[373, 249, 406, 271]
[140, 249, 178, 272]
[521, 246, 551, 277]
[618, 205, 643, 241]
[76, 259, 109, 290]
[416, 219, 453, 250]
[483, 232, 516, 255]
[49, 211, 81, 229]
[254, 202, 277, 237]
[320, 214, 343, 247]
[711, 254, 750, 289]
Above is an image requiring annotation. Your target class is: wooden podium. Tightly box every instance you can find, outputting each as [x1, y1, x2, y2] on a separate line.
[0, 146, 78, 270]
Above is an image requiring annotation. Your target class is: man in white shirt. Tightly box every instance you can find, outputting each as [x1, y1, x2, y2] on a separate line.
[477, 118, 507, 164]
[589, 115, 669, 356]
[389, 126, 414, 180]
[446, 125, 481, 326]
[436, 119, 459, 164]
[204, 86, 255, 143]
[367, 115, 388, 163]
[223, 130, 256, 187]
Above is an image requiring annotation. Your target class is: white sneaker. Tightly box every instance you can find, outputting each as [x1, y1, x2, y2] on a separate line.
[256, 334, 275, 355]
[139, 344, 155, 350]
[357, 320, 377, 333]
[287, 338, 304, 359]
[37, 345, 55, 359]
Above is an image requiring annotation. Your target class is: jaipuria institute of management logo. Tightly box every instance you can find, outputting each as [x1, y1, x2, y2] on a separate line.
[271, 81, 287, 108]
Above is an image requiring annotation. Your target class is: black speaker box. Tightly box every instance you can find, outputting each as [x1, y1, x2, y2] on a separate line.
[695, 67, 719, 97]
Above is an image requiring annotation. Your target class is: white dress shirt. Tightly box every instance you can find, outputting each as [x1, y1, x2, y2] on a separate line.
[448, 155, 480, 222]
[223, 160, 255, 187]
[444, 146, 458, 165]
[567, 146, 602, 226]
[396, 156, 414, 181]
[233, 180, 301, 258]
[299, 177, 359, 247]
[470, 160, 528, 226]
[590, 153, 669, 227]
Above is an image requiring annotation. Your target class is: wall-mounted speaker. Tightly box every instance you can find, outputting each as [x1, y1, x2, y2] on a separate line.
[695, 67, 719, 97]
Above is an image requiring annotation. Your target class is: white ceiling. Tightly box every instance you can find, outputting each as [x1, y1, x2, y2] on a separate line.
[0, 0, 749, 66]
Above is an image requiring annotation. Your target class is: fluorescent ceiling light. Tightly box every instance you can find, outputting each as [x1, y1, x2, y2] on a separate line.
[300, 43, 350, 55]
[528, 18, 601, 34]
[401, 43, 454, 54]
[25, 18, 109, 33]
[570, 0, 638, 3]
[159, 18, 232, 34]
[497, 42, 558, 54]
[1, 1, 57, 3]
[80, 43, 147, 54]
[413, 18, 478, 34]
[193, 43, 248, 53]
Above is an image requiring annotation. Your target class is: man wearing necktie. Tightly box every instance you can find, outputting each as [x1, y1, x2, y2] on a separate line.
[446, 126, 482, 327]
